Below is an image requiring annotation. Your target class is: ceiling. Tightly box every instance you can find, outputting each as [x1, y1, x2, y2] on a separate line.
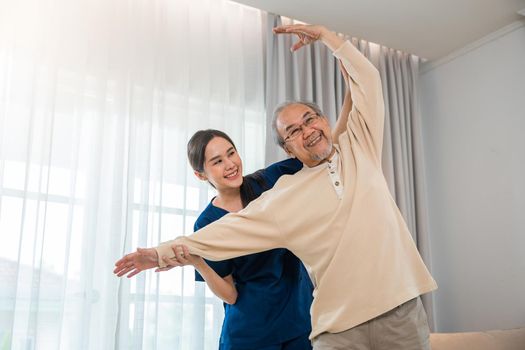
[232, 0, 525, 61]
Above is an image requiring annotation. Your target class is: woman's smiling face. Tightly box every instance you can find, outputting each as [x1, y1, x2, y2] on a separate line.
[197, 136, 243, 191]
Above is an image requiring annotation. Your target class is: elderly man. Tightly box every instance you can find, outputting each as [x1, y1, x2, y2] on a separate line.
[115, 24, 437, 349]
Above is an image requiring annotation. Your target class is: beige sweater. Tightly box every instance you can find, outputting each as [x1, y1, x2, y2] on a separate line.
[156, 41, 437, 339]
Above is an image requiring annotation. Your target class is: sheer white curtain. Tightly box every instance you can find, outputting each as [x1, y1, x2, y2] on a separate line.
[0, 0, 265, 349]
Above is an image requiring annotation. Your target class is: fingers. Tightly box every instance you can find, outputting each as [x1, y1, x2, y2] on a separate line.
[116, 265, 136, 278]
[272, 26, 289, 34]
[127, 269, 141, 278]
[162, 255, 184, 267]
[155, 266, 175, 272]
[182, 245, 191, 258]
[273, 24, 321, 52]
[114, 253, 141, 277]
[113, 261, 124, 274]
[115, 257, 126, 266]
[170, 244, 185, 258]
[291, 40, 306, 52]
[114, 254, 132, 267]
[174, 246, 190, 265]
[292, 33, 316, 51]
[114, 257, 132, 275]
[273, 25, 319, 38]
[273, 24, 309, 34]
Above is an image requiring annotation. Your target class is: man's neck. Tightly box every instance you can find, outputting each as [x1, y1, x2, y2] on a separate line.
[325, 148, 337, 162]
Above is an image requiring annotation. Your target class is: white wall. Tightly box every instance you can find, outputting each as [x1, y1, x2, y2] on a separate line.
[420, 22, 525, 333]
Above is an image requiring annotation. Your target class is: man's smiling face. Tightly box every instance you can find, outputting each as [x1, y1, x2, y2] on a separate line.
[276, 103, 334, 167]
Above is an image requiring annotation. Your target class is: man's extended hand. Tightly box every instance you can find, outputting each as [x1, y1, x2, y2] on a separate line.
[273, 23, 344, 53]
[273, 24, 324, 51]
[114, 247, 159, 278]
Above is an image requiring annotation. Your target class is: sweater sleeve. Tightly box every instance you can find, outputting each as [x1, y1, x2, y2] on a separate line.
[192, 214, 233, 282]
[333, 41, 385, 165]
[155, 193, 284, 268]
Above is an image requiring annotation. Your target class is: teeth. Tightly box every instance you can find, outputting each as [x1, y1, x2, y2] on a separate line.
[307, 135, 321, 147]
[225, 169, 238, 178]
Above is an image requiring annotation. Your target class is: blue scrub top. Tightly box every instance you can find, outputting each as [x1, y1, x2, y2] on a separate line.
[194, 158, 313, 348]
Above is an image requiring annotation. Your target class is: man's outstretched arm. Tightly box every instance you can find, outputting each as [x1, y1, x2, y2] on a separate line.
[154, 194, 285, 268]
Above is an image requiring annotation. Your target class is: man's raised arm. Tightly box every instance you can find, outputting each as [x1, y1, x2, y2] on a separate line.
[274, 24, 385, 163]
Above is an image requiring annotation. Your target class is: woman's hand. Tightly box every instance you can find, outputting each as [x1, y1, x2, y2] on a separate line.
[158, 244, 205, 270]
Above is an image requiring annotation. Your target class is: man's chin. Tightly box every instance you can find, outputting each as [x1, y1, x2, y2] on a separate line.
[311, 143, 333, 162]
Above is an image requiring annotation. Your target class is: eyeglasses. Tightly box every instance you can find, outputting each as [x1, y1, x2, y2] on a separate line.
[283, 113, 322, 143]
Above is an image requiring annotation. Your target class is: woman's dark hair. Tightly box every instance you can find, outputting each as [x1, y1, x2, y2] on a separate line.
[187, 129, 267, 208]
[187, 129, 235, 173]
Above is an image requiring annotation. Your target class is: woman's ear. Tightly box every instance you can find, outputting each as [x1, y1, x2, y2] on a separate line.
[194, 170, 207, 181]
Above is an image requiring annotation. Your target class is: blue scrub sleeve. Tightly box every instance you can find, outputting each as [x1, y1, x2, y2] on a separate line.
[262, 158, 302, 187]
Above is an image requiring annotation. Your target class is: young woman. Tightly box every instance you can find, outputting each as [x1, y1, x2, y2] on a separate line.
[173, 129, 313, 350]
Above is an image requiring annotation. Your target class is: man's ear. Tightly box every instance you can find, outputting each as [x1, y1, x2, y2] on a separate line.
[194, 170, 207, 181]
[283, 144, 295, 157]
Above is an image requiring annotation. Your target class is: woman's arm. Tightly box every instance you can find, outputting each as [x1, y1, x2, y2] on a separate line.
[168, 245, 238, 305]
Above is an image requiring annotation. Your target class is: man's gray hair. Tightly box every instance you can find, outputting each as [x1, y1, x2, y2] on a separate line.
[271, 101, 325, 148]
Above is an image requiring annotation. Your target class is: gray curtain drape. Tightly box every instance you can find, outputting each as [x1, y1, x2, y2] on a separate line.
[264, 13, 436, 331]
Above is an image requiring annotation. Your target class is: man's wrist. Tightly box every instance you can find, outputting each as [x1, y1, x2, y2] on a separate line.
[154, 250, 160, 267]
[318, 26, 330, 40]
[319, 27, 345, 52]
[153, 246, 168, 268]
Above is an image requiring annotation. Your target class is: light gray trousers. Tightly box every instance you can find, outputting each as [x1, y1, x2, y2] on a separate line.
[312, 297, 430, 350]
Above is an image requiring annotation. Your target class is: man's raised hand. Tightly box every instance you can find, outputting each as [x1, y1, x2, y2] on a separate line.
[273, 24, 326, 51]
[273, 23, 344, 53]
